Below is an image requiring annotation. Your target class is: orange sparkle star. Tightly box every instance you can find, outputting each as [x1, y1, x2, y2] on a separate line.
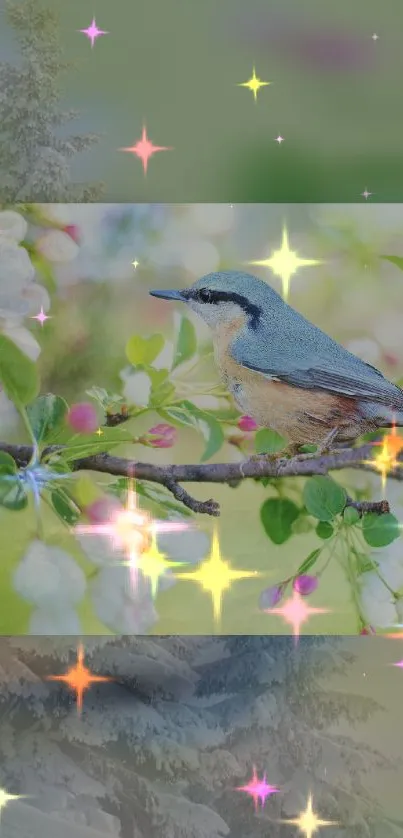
[366, 425, 403, 492]
[46, 643, 113, 714]
[119, 125, 173, 175]
[265, 589, 329, 641]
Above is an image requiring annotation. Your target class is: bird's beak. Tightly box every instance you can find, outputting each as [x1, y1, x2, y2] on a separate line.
[149, 289, 187, 302]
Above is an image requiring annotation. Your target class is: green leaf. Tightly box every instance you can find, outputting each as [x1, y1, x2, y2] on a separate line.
[316, 521, 334, 539]
[255, 428, 287, 454]
[0, 452, 17, 473]
[26, 394, 69, 445]
[172, 316, 197, 369]
[291, 514, 315, 534]
[343, 506, 360, 525]
[0, 334, 40, 406]
[362, 512, 400, 547]
[296, 548, 322, 576]
[30, 249, 57, 293]
[260, 497, 300, 545]
[302, 476, 346, 521]
[354, 551, 374, 575]
[0, 475, 28, 510]
[381, 254, 403, 272]
[125, 333, 164, 366]
[179, 400, 225, 461]
[158, 406, 196, 428]
[51, 488, 81, 525]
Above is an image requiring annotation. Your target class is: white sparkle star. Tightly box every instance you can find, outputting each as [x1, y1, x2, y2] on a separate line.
[372, 33, 379, 41]
[361, 189, 372, 200]
[275, 135, 284, 144]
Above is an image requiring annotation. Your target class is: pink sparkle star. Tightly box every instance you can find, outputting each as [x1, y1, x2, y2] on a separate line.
[79, 18, 108, 48]
[236, 766, 280, 811]
[361, 188, 372, 200]
[393, 659, 403, 668]
[119, 125, 173, 175]
[31, 306, 51, 327]
[275, 135, 284, 144]
[265, 589, 329, 642]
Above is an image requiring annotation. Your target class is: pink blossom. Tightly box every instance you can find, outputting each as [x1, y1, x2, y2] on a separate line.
[237, 415, 258, 432]
[360, 625, 376, 635]
[259, 585, 284, 609]
[67, 402, 99, 434]
[85, 496, 122, 523]
[64, 224, 80, 243]
[293, 575, 318, 596]
[147, 423, 177, 448]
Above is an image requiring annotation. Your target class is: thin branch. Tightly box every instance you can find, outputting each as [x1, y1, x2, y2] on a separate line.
[0, 439, 400, 516]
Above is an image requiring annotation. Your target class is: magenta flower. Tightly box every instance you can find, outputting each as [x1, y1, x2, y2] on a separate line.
[259, 585, 284, 609]
[147, 423, 177, 448]
[64, 224, 80, 243]
[293, 574, 318, 596]
[238, 415, 258, 432]
[67, 402, 99, 434]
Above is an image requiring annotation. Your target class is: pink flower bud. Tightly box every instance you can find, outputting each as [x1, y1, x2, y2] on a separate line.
[237, 415, 258, 432]
[64, 224, 80, 243]
[259, 585, 284, 609]
[147, 423, 177, 448]
[67, 402, 99, 434]
[85, 496, 122, 523]
[360, 625, 376, 635]
[293, 575, 318, 596]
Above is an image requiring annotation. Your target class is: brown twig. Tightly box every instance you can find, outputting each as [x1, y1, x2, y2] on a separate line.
[0, 439, 400, 516]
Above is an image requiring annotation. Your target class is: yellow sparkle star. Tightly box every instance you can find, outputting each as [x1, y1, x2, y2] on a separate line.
[0, 788, 29, 819]
[176, 527, 260, 629]
[280, 794, 338, 838]
[95, 427, 104, 437]
[238, 66, 271, 102]
[132, 260, 139, 269]
[135, 529, 189, 598]
[249, 225, 322, 299]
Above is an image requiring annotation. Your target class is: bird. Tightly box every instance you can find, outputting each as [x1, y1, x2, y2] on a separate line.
[150, 271, 403, 456]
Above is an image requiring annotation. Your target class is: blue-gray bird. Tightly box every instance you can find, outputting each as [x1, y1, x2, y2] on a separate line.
[150, 271, 403, 453]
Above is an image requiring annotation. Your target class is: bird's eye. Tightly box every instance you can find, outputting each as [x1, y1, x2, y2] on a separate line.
[198, 288, 213, 303]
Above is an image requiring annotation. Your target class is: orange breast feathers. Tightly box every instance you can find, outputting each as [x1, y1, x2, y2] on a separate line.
[212, 317, 361, 445]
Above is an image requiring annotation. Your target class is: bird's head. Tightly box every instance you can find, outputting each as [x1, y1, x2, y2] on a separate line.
[150, 271, 284, 331]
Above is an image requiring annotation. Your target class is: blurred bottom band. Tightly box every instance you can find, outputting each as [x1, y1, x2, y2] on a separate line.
[0, 635, 401, 837]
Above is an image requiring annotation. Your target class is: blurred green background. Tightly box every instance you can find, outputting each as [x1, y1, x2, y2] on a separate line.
[1, 0, 403, 200]
[1, 202, 403, 634]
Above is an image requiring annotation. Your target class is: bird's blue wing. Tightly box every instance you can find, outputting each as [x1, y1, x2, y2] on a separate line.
[231, 320, 403, 408]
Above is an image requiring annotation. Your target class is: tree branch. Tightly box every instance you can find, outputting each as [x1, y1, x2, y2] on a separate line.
[0, 439, 400, 516]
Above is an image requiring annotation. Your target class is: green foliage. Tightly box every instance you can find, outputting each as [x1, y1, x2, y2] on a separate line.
[125, 333, 165, 366]
[381, 255, 403, 271]
[361, 512, 400, 547]
[172, 315, 197, 369]
[343, 506, 360, 525]
[51, 487, 81, 525]
[303, 476, 346, 521]
[160, 400, 224, 461]
[26, 394, 68, 445]
[0, 334, 40, 406]
[260, 497, 300, 545]
[0, 453, 28, 510]
[254, 428, 287, 454]
[295, 548, 322, 576]
[316, 521, 334, 539]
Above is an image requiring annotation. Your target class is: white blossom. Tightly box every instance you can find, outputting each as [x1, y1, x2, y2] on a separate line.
[121, 369, 152, 407]
[13, 540, 87, 610]
[36, 230, 79, 263]
[29, 607, 82, 635]
[90, 566, 158, 633]
[0, 210, 28, 243]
